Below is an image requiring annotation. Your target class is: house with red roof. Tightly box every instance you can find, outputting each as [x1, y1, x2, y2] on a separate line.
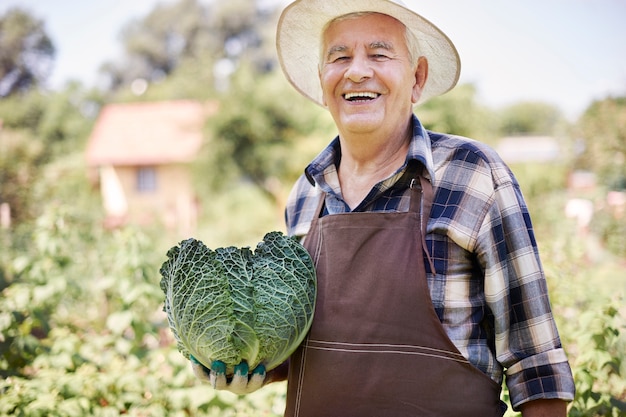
[85, 100, 217, 234]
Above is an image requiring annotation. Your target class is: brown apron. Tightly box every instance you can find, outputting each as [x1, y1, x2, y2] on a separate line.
[284, 174, 503, 417]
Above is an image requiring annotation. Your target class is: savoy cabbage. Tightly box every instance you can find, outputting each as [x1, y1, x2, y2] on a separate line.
[159, 232, 316, 375]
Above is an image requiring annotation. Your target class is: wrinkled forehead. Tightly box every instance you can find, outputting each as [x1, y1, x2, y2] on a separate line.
[319, 12, 410, 60]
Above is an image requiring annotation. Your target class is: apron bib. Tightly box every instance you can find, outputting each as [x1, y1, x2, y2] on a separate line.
[285, 174, 503, 417]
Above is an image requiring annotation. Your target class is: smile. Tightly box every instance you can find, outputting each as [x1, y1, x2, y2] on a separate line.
[344, 92, 380, 102]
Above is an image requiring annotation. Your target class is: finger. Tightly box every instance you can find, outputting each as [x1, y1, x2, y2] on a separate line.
[190, 355, 211, 383]
[229, 362, 250, 395]
[247, 364, 266, 392]
[210, 361, 228, 390]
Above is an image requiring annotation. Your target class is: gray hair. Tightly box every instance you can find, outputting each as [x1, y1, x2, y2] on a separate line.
[319, 12, 421, 69]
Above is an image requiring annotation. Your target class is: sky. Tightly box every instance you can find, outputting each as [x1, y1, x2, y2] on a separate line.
[2, 0, 625, 120]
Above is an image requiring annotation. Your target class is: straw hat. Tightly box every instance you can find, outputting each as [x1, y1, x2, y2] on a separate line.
[276, 0, 461, 106]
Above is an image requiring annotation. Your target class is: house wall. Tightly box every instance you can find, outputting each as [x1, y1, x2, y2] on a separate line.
[99, 163, 198, 235]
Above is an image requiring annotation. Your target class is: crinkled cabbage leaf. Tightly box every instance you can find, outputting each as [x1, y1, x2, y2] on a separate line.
[159, 231, 316, 374]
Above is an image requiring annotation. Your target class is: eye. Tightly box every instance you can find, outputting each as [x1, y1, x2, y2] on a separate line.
[330, 55, 350, 63]
[371, 53, 391, 61]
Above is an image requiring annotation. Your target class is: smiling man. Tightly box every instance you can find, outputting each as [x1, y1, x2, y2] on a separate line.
[318, 12, 427, 208]
[191, 1, 576, 416]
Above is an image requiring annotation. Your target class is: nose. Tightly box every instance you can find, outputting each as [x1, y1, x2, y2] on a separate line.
[344, 54, 373, 82]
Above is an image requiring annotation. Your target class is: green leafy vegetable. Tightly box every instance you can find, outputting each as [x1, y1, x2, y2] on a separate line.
[159, 232, 316, 375]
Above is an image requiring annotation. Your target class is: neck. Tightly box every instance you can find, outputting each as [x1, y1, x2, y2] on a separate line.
[337, 123, 411, 208]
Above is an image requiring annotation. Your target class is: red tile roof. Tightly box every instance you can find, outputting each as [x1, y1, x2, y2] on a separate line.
[86, 100, 217, 166]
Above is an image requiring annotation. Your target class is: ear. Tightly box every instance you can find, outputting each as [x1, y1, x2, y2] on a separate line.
[411, 56, 429, 104]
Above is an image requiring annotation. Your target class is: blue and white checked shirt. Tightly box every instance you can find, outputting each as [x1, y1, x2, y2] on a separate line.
[284, 115, 575, 410]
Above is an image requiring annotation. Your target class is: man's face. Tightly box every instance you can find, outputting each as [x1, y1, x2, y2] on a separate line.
[319, 13, 424, 136]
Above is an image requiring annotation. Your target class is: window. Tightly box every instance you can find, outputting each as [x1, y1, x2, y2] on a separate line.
[136, 167, 157, 192]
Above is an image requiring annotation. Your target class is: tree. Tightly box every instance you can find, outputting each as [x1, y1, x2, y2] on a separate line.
[36, 81, 101, 150]
[418, 83, 498, 143]
[0, 81, 100, 152]
[113, 0, 211, 85]
[496, 101, 564, 136]
[100, 0, 279, 94]
[0, 7, 55, 97]
[0, 81, 100, 227]
[0, 128, 44, 225]
[576, 96, 626, 190]
[199, 62, 333, 208]
[209, 0, 277, 71]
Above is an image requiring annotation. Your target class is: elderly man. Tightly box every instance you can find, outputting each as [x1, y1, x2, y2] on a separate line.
[192, 1, 576, 415]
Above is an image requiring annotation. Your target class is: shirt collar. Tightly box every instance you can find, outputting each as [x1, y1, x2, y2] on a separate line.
[304, 115, 435, 186]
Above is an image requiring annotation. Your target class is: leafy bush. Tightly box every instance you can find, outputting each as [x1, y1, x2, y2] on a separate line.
[568, 303, 626, 416]
[591, 208, 626, 258]
[0, 196, 288, 416]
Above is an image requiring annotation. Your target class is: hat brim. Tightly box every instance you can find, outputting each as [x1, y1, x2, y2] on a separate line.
[276, 0, 461, 107]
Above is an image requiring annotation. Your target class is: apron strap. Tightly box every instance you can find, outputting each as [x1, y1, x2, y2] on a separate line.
[409, 175, 436, 277]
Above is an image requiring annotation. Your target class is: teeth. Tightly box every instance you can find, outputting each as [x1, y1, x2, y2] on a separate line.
[345, 92, 378, 100]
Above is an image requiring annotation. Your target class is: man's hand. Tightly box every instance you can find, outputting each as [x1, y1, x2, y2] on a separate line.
[190, 356, 266, 395]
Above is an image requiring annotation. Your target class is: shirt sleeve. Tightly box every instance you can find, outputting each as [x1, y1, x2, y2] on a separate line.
[475, 171, 575, 410]
[284, 173, 321, 238]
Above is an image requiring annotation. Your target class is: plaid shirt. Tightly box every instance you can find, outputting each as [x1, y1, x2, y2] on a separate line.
[284, 115, 575, 410]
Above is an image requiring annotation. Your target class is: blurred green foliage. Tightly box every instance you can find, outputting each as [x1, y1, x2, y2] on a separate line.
[0, 173, 290, 416]
[576, 97, 626, 191]
[0, 7, 55, 97]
